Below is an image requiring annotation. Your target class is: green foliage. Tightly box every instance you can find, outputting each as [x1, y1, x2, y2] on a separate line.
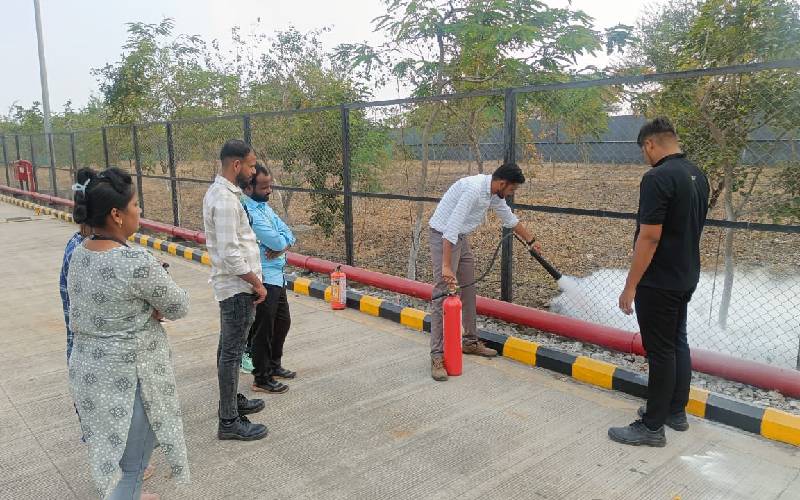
[95, 18, 235, 123]
[1, 102, 44, 134]
[769, 159, 800, 220]
[338, 0, 627, 93]
[337, 0, 630, 168]
[629, 0, 800, 218]
[232, 28, 385, 236]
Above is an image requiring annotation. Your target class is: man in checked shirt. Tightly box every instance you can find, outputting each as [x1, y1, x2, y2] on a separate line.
[203, 139, 270, 441]
[427, 163, 539, 381]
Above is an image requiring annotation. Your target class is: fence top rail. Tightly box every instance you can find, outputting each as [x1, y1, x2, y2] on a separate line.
[65, 128, 105, 134]
[1, 59, 798, 134]
[510, 58, 800, 95]
[400, 138, 800, 146]
[103, 124, 134, 131]
[262, 185, 800, 234]
[0, 132, 74, 139]
[346, 88, 505, 109]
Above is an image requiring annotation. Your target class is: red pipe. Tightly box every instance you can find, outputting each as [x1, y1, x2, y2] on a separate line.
[474, 293, 800, 397]
[291, 249, 800, 397]
[4, 185, 800, 397]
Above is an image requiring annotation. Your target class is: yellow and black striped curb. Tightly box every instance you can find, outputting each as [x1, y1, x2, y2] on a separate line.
[0, 193, 67, 217]
[3, 193, 799, 448]
[128, 233, 210, 265]
[0, 194, 211, 264]
[283, 274, 800, 447]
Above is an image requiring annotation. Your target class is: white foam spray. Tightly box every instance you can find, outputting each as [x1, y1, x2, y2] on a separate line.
[550, 269, 800, 368]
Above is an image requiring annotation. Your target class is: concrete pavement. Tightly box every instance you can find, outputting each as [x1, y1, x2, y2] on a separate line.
[0, 201, 798, 500]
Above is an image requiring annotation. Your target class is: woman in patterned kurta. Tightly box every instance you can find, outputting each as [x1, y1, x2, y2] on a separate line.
[67, 167, 190, 499]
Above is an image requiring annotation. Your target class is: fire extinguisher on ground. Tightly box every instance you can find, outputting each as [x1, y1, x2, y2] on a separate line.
[330, 265, 347, 310]
[443, 293, 463, 376]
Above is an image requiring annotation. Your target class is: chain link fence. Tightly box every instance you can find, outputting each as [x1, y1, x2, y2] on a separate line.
[2, 61, 799, 368]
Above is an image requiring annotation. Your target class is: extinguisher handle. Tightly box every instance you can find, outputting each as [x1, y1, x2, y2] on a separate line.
[431, 287, 458, 301]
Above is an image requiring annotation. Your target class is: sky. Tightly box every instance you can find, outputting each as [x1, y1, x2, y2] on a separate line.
[0, 0, 644, 116]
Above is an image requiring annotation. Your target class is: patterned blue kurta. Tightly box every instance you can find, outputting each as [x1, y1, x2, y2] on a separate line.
[67, 244, 190, 498]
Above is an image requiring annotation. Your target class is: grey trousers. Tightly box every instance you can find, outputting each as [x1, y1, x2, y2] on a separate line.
[429, 228, 478, 357]
[217, 292, 256, 420]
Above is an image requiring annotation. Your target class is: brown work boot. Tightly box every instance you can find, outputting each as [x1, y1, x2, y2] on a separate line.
[431, 356, 448, 381]
[462, 341, 497, 357]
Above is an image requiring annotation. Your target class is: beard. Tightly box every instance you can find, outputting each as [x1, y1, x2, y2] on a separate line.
[250, 193, 269, 203]
[236, 171, 252, 190]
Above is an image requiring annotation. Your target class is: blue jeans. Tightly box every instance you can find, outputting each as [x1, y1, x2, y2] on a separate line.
[217, 292, 257, 419]
[108, 383, 156, 500]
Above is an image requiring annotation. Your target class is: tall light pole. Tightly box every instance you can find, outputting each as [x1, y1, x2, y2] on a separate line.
[33, 0, 52, 135]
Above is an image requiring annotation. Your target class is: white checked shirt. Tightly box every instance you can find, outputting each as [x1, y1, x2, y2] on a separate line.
[202, 175, 263, 302]
[429, 174, 519, 244]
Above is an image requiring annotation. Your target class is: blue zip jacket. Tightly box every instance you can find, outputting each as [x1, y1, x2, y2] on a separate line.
[241, 195, 296, 286]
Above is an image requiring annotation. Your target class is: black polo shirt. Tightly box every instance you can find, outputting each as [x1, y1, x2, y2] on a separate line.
[635, 153, 710, 291]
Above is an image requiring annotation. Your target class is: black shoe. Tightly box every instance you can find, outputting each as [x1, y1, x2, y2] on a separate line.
[252, 377, 289, 394]
[608, 420, 666, 447]
[272, 366, 296, 379]
[637, 406, 689, 431]
[217, 415, 269, 441]
[237, 393, 265, 415]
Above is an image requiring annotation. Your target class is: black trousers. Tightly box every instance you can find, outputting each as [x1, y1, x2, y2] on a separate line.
[247, 284, 291, 383]
[635, 285, 694, 430]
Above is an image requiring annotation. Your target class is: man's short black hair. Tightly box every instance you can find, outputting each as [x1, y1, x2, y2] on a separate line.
[219, 139, 252, 163]
[492, 163, 525, 184]
[637, 117, 677, 147]
[251, 162, 272, 186]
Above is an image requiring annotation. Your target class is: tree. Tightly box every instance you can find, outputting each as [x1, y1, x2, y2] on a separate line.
[0, 98, 110, 169]
[94, 20, 386, 235]
[95, 18, 236, 124]
[337, 0, 626, 280]
[216, 27, 380, 234]
[628, 0, 800, 327]
[1, 102, 44, 133]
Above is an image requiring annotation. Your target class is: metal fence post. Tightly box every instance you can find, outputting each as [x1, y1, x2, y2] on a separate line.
[29, 136, 39, 192]
[47, 133, 58, 197]
[341, 105, 355, 266]
[132, 126, 145, 217]
[1, 135, 9, 186]
[166, 122, 180, 227]
[243, 115, 252, 145]
[500, 88, 517, 302]
[102, 126, 110, 168]
[69, 132, 77, 183]
[796, 335, 800, 371]
[14, 135, 21, 189]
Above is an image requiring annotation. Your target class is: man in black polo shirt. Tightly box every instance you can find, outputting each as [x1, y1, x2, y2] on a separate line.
[608, 117, 709, 447]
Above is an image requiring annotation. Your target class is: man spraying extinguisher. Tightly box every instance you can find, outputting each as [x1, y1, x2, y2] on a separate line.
[427, 162, 540, 381]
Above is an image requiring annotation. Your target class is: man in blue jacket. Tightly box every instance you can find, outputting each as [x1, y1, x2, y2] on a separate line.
[242, 163, 297, 394]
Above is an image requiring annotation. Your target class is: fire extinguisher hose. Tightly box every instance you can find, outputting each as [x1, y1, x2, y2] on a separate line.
[431, 232, 513, 301]
[431, 230, 565, 301]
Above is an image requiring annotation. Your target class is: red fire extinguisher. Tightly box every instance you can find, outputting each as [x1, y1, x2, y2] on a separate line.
[330, 265, 347, 310]
[443, 294, 463, 376]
